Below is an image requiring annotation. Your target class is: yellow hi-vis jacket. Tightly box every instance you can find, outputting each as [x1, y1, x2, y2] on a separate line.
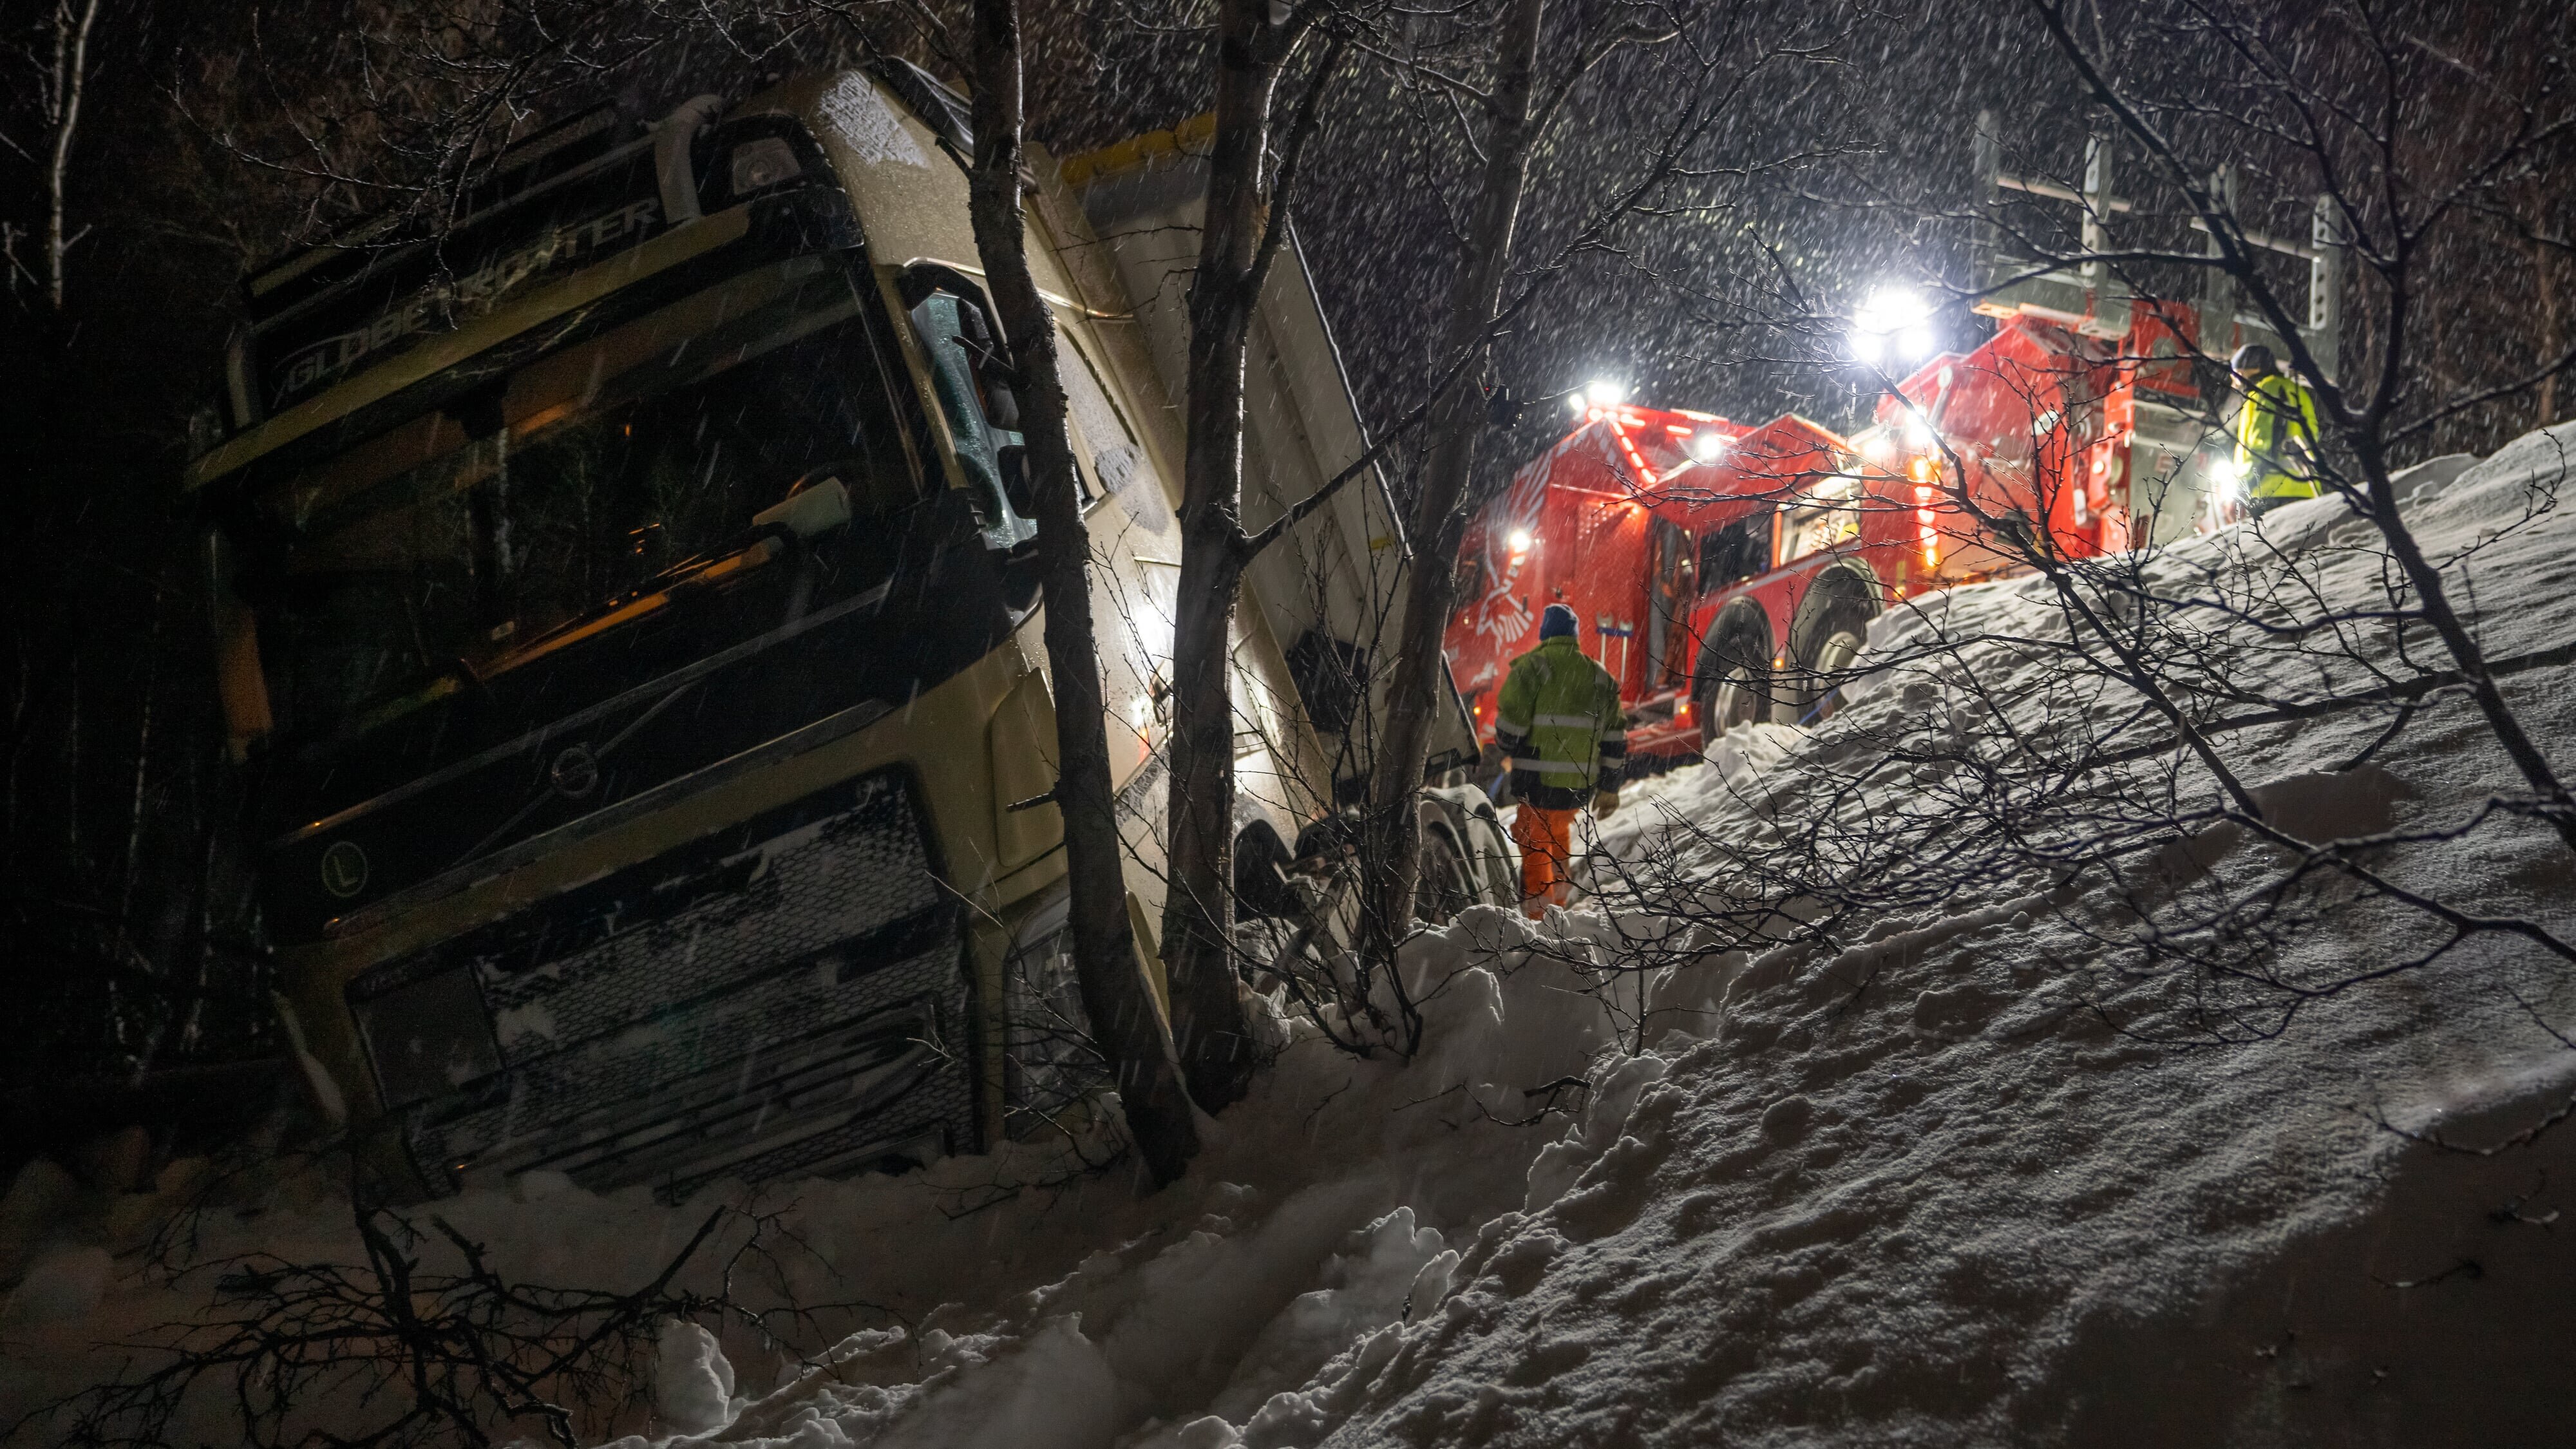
[1493, 635, 1627, 810]
[2235, 371, 2324, 500]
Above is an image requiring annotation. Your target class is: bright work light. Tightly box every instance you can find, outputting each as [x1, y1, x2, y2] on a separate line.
[1852, 287, 1937, 366]
[2213, 457, 2247, 502]
[1688, 431, 1729, 463]
[1507, 528, 1535, 554]
[1584, 379, 1626, 407]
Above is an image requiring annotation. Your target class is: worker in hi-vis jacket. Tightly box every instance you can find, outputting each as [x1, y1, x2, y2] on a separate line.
[1493, 603, 1627, 916]
[2231, 343, 2325, 515]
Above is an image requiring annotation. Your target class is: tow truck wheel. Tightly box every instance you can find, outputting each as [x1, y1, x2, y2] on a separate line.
[1698, 661, 1768, 741]
[1780, 582, 1877, 726]
[1806, 627, 1866, 723]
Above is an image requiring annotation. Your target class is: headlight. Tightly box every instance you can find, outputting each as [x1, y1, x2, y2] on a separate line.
[728, 137, 803, 194]
[999, 891, 1104, 1133]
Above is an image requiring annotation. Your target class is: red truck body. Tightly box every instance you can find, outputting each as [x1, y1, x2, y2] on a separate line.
[1444, 307, 2208, 764]
[1445, 401, 1747, 743]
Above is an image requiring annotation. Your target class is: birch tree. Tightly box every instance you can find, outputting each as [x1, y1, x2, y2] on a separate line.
[0, 0, 102, 316]
[958, 0, 1205, 1182]
[1160, 0, 1349, 1109]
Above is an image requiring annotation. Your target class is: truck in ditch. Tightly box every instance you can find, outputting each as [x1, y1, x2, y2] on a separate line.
[187, 64, 1496, 1201]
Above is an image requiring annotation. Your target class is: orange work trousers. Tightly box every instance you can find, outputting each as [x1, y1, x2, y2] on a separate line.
[1510, 804, 1578, 916]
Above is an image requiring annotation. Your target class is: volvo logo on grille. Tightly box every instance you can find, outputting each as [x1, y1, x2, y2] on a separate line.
[320, 840, 370, 898]
[549, 744, 601, 799]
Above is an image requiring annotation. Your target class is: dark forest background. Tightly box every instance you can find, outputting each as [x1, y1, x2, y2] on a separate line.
[3, 0, 2566, 1135]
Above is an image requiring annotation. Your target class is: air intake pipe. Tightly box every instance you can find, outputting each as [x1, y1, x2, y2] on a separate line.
[653, 93, 726, 227]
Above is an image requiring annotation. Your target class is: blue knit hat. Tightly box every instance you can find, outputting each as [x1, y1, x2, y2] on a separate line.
[1539, 603, 1579, 639]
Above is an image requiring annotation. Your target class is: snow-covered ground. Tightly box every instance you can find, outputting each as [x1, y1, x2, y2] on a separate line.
[8, 426, 2576, 1446]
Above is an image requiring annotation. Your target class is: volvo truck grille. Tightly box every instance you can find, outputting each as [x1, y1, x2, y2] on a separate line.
[345, 768, 973, 1200]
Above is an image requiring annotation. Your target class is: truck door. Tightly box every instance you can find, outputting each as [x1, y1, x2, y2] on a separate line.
[1647, 516, 1692, 688]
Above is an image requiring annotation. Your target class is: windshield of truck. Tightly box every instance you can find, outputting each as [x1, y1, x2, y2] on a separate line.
[244, 289, 920, 739]
[255, 138, 664, 415]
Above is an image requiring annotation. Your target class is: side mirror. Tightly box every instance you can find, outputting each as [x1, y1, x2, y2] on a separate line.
[999, 537, 1042, 614]
[978, 357, 1022, 431]
[996, 445, 1034, 521]
[905, 287, 1036, 553]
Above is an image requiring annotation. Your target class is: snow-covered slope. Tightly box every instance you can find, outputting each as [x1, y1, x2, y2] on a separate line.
[1264, 427, 2576, 1448]
[7, 428, 2575, 1446]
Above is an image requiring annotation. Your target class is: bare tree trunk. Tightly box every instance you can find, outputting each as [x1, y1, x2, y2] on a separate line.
[43, 0, 99, 314]
[117, 594, 164, 933]
[1359, 0, 1547, 983]
[2535, 236, 2562, 428]
[965, 0, 1201, 1183]
[1160, 0, 1315, 1111]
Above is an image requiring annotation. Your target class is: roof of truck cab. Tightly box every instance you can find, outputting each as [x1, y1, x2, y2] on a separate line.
[1661, 413, 1850, 524]
[184, 70, 994, 495]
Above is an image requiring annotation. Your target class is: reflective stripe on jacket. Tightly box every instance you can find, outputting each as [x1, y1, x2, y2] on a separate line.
[1492, 636, 1627, 810]
[2235, 372, 2324, 499]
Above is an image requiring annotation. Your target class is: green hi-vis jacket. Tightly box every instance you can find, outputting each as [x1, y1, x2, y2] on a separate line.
[1493, 635, 1629, 810]
[2235, 371, 2324, 499]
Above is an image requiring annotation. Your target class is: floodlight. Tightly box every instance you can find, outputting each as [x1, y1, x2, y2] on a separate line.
[1852, 287, 1937, 366]
[1688, 431, 1729, 463]
[2212, 458, 2247, 502]
[1585, 379, 1626, 406]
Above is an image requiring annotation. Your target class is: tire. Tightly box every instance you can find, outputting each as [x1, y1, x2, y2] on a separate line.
[1417, 825, 1477, 925]
[1788, 591, 1875, 726]
[1806, 627, 1865, 723]
[1419, 782, 1520, 911]
[1233, 820, 1302, 920]
[1694, 655, 1770, 742]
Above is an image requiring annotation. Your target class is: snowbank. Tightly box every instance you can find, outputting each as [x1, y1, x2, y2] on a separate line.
[1264, 426, 2576, 1446]
[8, 427, 2576, 1446]
[0, 925, 1647, 1446]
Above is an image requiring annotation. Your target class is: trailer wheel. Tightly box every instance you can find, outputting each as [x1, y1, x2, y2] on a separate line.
[1417, 825, 1477, 925]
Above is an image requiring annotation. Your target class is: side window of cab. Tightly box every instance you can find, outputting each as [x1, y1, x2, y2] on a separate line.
[1697, 514, 1770, 592]
[897, 265, 1035, 551]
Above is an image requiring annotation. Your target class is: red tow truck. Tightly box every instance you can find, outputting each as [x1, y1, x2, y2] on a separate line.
[1443, 302, 2218, 768]
[1445, 121, 2345, 771]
